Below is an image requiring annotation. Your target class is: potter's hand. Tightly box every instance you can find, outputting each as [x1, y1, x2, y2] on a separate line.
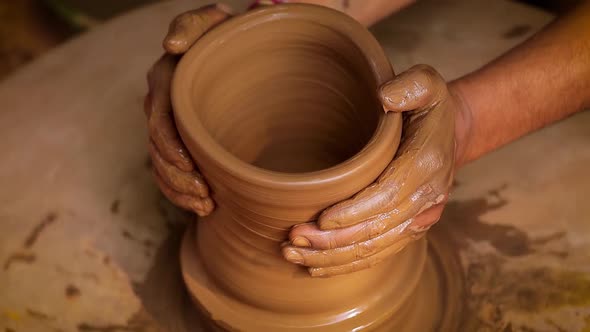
[283, 65, 468, 277]
[144, 4, 231, 216]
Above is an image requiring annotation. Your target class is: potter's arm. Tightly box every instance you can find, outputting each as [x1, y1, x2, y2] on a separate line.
[289, 0, 416, 26]
[146, 2, 590, 278]
[283, 1, 590, 277]
[283, 65, 457, 276]
[450, 0, 590, 165]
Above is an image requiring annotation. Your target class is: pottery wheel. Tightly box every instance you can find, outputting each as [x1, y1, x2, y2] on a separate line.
[3, 1, 589, 332]
[180, 222, 462, 331]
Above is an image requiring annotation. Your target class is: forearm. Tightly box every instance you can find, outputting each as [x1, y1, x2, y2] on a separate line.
[293, 0, 416, 26]
[450, 1, 590, 166]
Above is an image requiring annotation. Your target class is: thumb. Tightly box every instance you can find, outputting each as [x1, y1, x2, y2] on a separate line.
[379, 64, 447, 113]
[163, 4, 232, 54]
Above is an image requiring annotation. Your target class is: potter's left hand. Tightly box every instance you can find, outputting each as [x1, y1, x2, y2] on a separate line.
[145, 4, 232, 216]
[283, 65, 470, 277]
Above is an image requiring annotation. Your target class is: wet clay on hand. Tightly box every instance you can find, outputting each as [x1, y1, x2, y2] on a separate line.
[168, 4, 461, 331]
[144, 4, 231, 216]
[283, 64, 457, 277]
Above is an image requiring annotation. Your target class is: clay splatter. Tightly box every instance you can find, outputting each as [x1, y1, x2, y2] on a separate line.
[110, 200, 120, 214]
[26, 308, 55, 320]
[443, 186, 564, 257]
[24, 212, 57, 248]
[81, 272, 99, 283]
[66, 284, 81, 299]
[121, 230, 134, 240]
[143, 239, 153, 248]
[3, 252, 36, 270]
[121, 229, 156, 252]
[441, 187, 590, 331]
[461, 253, 590, 331]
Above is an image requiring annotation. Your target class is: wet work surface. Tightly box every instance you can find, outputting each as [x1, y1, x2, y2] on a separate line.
[1, 0, 589, 331]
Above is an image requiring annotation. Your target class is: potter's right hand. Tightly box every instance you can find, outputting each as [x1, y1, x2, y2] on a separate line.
[144, 4, 231, 216]
[283, 65, 472, 277]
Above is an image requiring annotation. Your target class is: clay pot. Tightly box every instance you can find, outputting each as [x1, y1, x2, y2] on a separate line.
[173, 4, 449, 331]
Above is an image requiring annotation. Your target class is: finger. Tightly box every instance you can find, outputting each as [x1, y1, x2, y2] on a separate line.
[379, 64, 447, 112]
[317, 179, 404, 230]
[147, 54, 195, 172]
[283, 219, 413, 267]
[290, 190, 445, 250]
[290, 211, 402, 249]
[164, 4, 232, 54]
[318, 167, 443, 228]
[152, 170, 214, 217]
[317, 66, 454, 230]
[318, 105, 455, 230]
[148, 141, 209, 198]
[308, 236, 414, 277]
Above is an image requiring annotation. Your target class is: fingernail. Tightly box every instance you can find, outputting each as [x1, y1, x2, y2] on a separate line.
[380, 78, 423, 112]
[291, 236, 311, 247]
[284, 248, 304, 264]
[382, 90, 409, 109]
[380, 80, 401, 97]
[309, 268, 326, 278]
[195, 204, 212, 217]
[163, 36, 185, 51]
[201, 197, 215, 213]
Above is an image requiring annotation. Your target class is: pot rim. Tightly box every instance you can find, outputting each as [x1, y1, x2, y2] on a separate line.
[172, 3, 401, 190]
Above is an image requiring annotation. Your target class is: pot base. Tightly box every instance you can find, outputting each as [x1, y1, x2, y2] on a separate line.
[181, 222, 463, 331]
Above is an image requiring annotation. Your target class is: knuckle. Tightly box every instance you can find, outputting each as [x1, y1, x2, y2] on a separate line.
[366, 217, 388, 238]
[352, 242, 374, 260]
[326, 233, 340, 249]
[417, 149, 448, 176]
[420, 183, 435, 196]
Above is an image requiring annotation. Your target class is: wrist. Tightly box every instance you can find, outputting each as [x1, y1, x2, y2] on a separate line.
[448, 79, 475, 169]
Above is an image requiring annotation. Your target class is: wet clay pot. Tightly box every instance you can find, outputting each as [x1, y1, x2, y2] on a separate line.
[173, 4, 458, 331]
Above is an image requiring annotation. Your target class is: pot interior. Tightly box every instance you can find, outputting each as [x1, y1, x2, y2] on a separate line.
[189, 17, 382, 173]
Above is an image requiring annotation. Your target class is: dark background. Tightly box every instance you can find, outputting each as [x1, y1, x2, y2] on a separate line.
[0, 0, 581, 80]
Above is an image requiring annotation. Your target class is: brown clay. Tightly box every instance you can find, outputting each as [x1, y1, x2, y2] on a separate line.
[171, 4, 460, 331]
